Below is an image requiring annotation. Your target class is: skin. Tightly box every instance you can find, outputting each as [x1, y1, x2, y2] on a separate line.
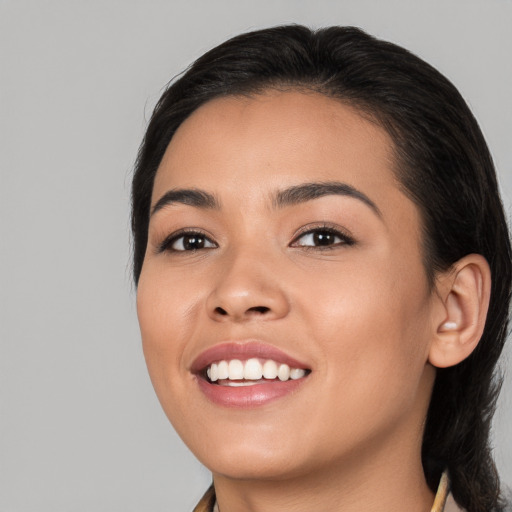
[137, 91, 458, 511]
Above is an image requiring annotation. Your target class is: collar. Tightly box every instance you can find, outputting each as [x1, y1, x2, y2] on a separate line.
[431, 471, 450, 512]
[195, 470, 461, 512]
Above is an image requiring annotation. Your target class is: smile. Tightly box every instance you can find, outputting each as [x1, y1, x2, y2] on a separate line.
[206, 358, 308, 385]
[192, 342, 311, 407]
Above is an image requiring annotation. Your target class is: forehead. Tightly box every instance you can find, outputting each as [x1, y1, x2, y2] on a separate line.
[153, 90, 402, 212]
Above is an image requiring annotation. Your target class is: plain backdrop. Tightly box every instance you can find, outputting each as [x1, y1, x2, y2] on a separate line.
[1, 0, 511, 510]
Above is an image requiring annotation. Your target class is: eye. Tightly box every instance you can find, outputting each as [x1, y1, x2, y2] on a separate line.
[291, 226, 355, 249]
[159, 230, 217, 252]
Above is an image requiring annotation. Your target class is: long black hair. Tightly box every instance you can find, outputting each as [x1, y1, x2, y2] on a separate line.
[131, 25, 512, 511]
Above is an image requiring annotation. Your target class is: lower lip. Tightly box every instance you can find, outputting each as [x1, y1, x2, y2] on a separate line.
[197, 377, 307, 408]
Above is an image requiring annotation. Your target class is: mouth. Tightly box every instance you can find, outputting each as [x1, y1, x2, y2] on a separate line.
[204, 358, 310, 386]
[192, 342, 311, 407]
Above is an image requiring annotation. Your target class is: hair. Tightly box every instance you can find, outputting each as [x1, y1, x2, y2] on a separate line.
[131, 25, 512, 511]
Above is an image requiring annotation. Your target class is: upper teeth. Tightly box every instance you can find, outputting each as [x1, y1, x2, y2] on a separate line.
[206, 358, 307, 382]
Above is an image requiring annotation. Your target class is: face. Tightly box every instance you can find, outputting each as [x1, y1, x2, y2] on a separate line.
[137, 91, 438, 481]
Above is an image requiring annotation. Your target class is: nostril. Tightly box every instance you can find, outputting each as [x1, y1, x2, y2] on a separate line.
[247, 306, 271, 314]
[211, 305, 272, 319]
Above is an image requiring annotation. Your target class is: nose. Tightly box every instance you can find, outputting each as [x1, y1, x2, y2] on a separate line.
[206, 251, 290, 323]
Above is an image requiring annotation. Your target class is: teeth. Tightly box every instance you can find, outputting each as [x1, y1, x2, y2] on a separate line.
[217, 360, 229, 380]
[262, 360, 278, 379]
[225, 380, 263, 387]
[206, 359, 308, 383]
[244, 358, 263, 380]
[210, 363, 218, 381]
[228, 359, 244, 380]
[278, 364, 290, 381]
[290, 368, 306, 380]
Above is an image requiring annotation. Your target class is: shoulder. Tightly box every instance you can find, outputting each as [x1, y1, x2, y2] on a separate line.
[193, 484, 216, 512]
[444, 488, 512, 512]
[444, 493, 465, 512]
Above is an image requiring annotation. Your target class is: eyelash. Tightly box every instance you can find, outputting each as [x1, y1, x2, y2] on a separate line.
[158, 229, 216, 253]
[290, 224, 355, 250]
[158, 224, 355, 254]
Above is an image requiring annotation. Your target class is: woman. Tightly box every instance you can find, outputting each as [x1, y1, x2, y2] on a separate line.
[131, 26, 511, 512]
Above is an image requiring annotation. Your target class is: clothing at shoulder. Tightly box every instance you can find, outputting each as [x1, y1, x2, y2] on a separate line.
[444, 493, 465, 512]
[432, 472, 464, 512]
[193, 473, 465, 512]
[193, 485, 215, 512]
[193, 473, 464, 512]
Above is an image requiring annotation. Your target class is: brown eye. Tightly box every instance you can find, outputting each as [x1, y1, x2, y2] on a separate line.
[312, 231, 337, 246]
[292, 228, 355, 249]
[164, 231, 217, 252]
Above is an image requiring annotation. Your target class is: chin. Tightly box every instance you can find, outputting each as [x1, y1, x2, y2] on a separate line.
[205, 448, 308, 481]
[178, 420, 310, 480]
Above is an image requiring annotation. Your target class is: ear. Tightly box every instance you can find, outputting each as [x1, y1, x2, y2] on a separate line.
[429, 254, 491, 369]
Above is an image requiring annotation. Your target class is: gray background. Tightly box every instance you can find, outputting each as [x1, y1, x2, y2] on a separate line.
[1, 0, 511, 510]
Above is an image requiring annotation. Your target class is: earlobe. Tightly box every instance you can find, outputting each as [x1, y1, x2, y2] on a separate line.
[428, 254, 491, 369]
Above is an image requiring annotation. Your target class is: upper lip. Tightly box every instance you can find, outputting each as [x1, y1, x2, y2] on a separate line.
[190, 341, 310, 374]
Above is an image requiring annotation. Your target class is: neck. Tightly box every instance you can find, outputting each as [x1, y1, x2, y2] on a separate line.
[213, 412, 435, 512]
[214, 453, 433, 512]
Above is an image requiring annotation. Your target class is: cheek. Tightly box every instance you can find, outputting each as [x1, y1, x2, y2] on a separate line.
[136, 265, 199, 388]
[138, 258, 204, 334]
[136, 265, 211, 440]
[297, 255, 433, 396]
[296, 277, 433, 454]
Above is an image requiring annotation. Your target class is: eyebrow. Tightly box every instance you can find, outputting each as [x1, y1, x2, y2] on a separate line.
[273, 181, 381, 217]
[151, 188, 220, 217]
[151, 181, 381, 218]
